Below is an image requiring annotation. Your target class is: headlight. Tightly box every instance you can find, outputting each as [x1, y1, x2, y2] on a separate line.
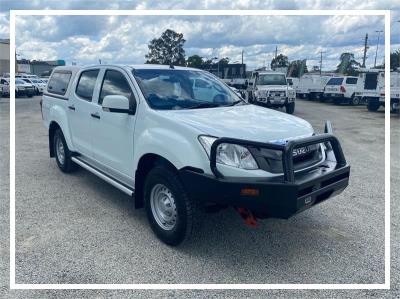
[198, 135, 259, 170]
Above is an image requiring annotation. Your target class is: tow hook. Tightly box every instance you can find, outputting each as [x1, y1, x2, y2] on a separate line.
[235, 207, 258, 228]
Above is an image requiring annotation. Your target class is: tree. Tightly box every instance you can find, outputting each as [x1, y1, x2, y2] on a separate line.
[186, 55, 203, 68]
[217, 57, 230, 65]
[271, 54, 289, 69]
[336, 52, 361, 76]
[287, 60, 308, 77]
[390, 50, 400, 70]
[145, 29, 186, 66]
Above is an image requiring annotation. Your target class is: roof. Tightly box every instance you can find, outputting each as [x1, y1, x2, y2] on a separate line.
[257, 71, 286, 75]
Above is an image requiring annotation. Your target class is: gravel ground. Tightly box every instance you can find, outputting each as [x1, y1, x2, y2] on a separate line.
[0, 95, 398, 298]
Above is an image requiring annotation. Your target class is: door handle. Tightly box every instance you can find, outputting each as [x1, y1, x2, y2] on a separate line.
[91, 112, 100, 119]
[68, 105, 75, 111]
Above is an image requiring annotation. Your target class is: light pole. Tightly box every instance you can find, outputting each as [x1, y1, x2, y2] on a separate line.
[374, 30, 383, 68]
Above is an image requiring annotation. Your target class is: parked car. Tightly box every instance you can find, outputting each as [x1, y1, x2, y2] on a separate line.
[41, 64, 350, 246]
[16, 73, 39, 79]
[296, 74, 332, 100]
[247, 71, 296, 114]
[323, 76, 360, 105]
[40, 78, 49, 84]
[0, 78, 10, 97]
[353, 68, 385, 111]
[15, 78, 36, 97]
[21, 78, 47, 95]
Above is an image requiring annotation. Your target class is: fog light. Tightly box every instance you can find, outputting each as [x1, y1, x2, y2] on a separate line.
[240, 188, 259, 196]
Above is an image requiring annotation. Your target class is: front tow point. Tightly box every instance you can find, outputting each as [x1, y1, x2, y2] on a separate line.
[235, 207, 258, 228]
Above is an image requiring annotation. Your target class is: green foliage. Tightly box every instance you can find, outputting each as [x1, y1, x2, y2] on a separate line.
[390, 50, 400, 70]
[288, 60, 308, 77]
[145, 29, 186, 66]
[271, 54, 289, 69]
[336, 52, 361, 76]
[186, 55, 204, 68]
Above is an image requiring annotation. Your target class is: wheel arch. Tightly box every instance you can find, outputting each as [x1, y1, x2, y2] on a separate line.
[134, 153, 178, 209]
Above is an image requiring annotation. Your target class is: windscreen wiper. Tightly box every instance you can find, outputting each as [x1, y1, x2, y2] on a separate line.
[186, 102, 221, 109]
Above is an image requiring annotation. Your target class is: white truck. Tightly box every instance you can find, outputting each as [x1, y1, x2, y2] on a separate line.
[296, 74, 332, 100]
[41, 64, 350, 245]
[353, 68, 385, 111]
[247, 71, 296, 114]
[378, 71, 400, 113]
[323, 76, 360, 105]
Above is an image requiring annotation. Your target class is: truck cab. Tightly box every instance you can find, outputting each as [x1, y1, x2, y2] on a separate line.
[247, 71, 296, 114]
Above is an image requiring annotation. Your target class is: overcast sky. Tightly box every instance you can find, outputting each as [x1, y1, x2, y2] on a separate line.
[1, 0, 399, 71]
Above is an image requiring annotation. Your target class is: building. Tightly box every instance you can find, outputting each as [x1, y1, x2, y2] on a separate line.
[0, 39, 10, 76]
[198, 63, 246, 79]
[17, 59, 66, 76]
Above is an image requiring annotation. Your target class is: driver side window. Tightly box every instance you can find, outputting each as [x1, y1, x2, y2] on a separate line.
[99, 70, 136, 106]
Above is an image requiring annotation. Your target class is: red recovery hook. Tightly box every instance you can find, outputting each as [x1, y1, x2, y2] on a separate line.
[235, 207, 258, 228]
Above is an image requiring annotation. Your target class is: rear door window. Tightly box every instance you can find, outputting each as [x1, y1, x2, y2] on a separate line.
[47, 71, 72, 95]
[326, 78, 344, 85]
[345, 77, 358, 84]
[76, 70, 100, 101]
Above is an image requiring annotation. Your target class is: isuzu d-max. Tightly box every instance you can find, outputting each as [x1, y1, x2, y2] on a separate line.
[41, 64, 350, 246]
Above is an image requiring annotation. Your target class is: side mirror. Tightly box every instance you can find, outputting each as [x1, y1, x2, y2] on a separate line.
[102, 95, 135, 115]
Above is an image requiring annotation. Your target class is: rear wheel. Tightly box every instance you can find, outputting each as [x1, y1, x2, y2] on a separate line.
[53, 129, 76, 172]
[144, 165, 201, 246]
[285, 102, 295, 114]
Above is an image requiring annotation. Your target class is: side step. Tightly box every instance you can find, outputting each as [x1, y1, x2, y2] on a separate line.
[71, 157, 134, 196]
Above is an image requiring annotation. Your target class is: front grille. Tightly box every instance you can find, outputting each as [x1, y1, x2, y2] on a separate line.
[250, 144, 323, 174]
[269, 91, 286, 97]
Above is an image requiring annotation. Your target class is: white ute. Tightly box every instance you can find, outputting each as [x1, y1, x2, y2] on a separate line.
[247, 71, 296, 114]
[41, 64, 350, 245]
[323, 76, 360, 105]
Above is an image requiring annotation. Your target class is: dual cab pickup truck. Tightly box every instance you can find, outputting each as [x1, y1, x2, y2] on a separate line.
[41, 64, 350, 246]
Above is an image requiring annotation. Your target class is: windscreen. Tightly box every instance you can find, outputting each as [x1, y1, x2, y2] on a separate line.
[326, 78, 344, 85]
[257, 74, 287, 85]
[133, 69, 242, 110]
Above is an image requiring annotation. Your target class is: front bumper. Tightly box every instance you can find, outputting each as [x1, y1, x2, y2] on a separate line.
[256, 97, 292, 107]
[179, 124, 350, 219]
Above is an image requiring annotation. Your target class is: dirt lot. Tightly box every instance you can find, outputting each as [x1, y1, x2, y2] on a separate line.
[0, 95, 398, 298]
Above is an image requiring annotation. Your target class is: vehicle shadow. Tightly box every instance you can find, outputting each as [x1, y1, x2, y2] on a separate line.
[72, 164, 353, 283]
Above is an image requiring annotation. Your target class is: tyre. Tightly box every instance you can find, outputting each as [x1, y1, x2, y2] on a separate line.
[285, 102, 295, 114]
[350, 96, 360, 106]
[367, 100, 380, 112]
[144, 165, 200, 246]
[53, 129, 76, 172]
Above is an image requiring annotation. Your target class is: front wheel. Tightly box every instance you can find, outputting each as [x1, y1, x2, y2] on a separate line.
[286, 102, 295, 114]
[144, 165, 201, 246]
